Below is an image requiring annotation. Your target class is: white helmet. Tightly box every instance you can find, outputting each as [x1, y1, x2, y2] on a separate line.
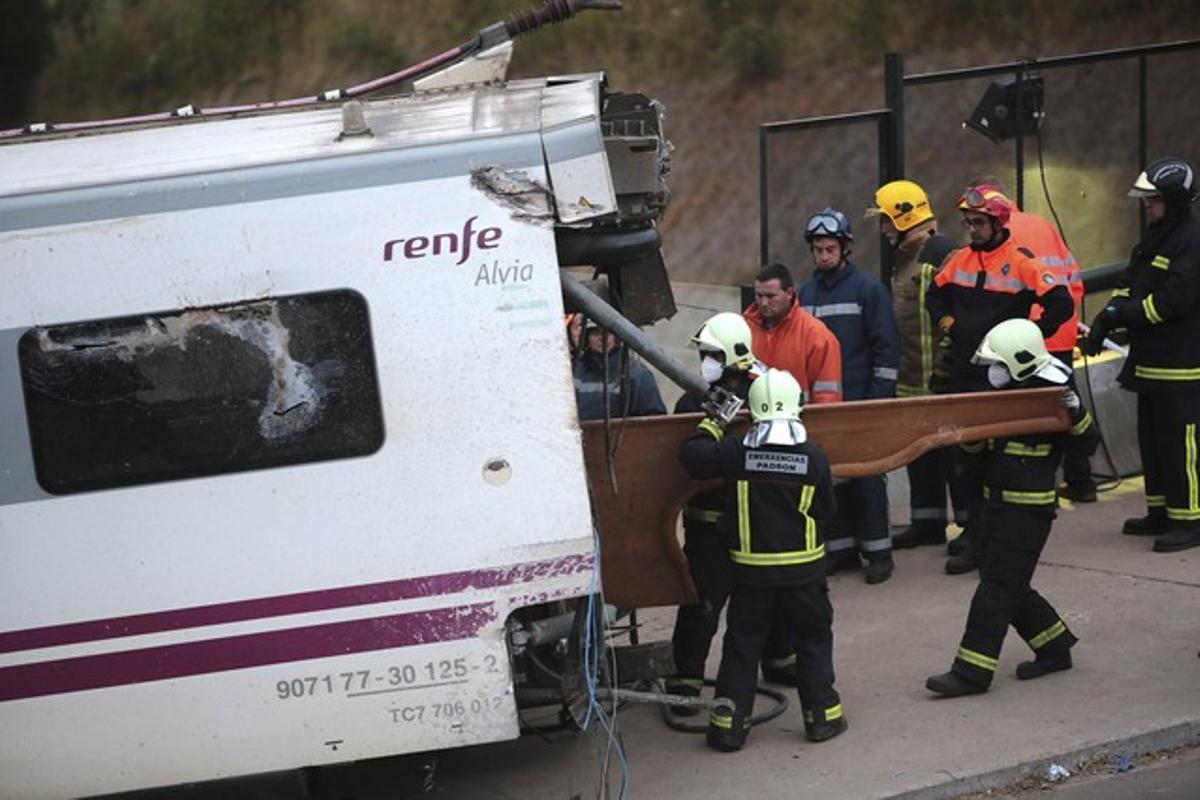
[973, 318, 1069, 385]
[749, 369, 803, 422]
[692, 312, 755, 368]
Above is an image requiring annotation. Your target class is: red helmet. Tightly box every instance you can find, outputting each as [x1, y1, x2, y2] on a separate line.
[958, 185, 1012, 226]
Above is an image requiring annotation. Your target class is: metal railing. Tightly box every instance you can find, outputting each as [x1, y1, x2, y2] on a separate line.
[758, 40, 1200, 285]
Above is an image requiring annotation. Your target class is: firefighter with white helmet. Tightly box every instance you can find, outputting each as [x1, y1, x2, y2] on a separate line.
[923, 183, 1075, 576]
[679, 368, 844, 751]
[1083, 156, 1200, 552]
[667, 312, 772, 708]
[926, 319, 1098, 698]
[670, 313, 808, 700]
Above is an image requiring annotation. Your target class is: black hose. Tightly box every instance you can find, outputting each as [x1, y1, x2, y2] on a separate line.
[656, 679, 790, 734]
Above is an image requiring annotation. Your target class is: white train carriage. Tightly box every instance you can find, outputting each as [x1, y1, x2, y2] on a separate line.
[0, 70, 638, 799]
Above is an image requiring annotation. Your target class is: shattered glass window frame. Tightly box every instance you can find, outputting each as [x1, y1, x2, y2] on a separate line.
[18, 289, 385, 495]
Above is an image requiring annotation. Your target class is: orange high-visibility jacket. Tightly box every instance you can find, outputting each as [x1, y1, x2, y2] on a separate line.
[927, 235, 1073, 391]
[743, 301, 843, 403]
[1009, 210, 1083, 353]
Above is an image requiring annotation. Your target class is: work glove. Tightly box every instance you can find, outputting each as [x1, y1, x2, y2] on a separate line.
[1081, 306, 1118, 357]
[701, 385, 743, 427]
[1058, 388, 1082, 412]
[929, 338, 955, 392]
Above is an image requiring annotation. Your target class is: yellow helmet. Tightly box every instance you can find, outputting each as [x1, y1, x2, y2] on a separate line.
[866, 180, 934, 232]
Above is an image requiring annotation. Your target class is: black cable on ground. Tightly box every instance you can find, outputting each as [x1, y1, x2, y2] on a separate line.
[656, 679, 789, 734]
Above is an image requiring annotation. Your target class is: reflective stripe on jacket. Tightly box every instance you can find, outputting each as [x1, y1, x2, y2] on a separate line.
[959, 386, 1099, 515]
[798, 261, 900, 401]
[892, 232, 954, 396]
[678, 421, 835, 587]
[1009, 210, 1083, 352]
[1113, 211, 1200, 394]
[926, 232, 1073, 392]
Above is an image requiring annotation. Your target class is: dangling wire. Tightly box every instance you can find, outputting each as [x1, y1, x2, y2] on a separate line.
[1034, 122, 1122, 493]
[578, 509, 630, 800]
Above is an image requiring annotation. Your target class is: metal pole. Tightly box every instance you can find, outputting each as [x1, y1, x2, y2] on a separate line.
[560, 271, 709, 397]
[759, 125, 770, 266]
[1138, 54, 1148, 234]
[877, 114, 893, 286]
[883, 52, 905, 181]
[1013, 66, 1025, 209]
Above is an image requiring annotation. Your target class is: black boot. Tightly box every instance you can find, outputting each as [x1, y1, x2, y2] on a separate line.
[806, 716, 847, 743]
[892, 525, 945, 549]
[1058, 482, 1098, 503]
[945, 551, 977, 575]
[1153, 528, 1200, 552]
[825, 552, 861, 577]
[1016, 651, 1073, 680]
[1123, 514, 1167, 537]
[863, 555, 894, 585]
[925, 670, 988, 697]
[706, 702, 747, 752]
[947, 530, 973, 557]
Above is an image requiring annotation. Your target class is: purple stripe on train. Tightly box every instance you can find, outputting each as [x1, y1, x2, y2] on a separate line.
[0, 603, 496, 702]
[0, 553, 591, 654]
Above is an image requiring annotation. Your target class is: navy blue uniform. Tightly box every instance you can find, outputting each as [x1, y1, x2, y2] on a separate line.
[572, 347, 666, 421]
[799, 261, 900, 564]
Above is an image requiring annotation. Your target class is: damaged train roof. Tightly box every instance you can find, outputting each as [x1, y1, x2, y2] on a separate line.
[0, 74, 608, 201]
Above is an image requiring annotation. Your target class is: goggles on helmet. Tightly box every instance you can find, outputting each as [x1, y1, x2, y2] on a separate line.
[960, 188, 988, 210]
[805, 213, 845, 239]
[957, 186, 1011, 225]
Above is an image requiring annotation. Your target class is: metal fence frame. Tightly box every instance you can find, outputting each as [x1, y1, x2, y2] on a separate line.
[758, 40, 1200, 287]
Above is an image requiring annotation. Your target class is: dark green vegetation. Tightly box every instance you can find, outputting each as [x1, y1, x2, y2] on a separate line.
[7, 1, 1200, 280]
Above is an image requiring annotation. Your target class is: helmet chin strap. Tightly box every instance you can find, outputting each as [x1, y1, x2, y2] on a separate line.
[987, 362, 1013, 388]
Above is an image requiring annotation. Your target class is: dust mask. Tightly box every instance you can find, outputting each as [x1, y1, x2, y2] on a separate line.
[700, 356, 726, 384]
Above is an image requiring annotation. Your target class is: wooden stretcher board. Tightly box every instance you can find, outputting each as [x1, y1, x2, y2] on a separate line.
[582, 388, 1070, 608]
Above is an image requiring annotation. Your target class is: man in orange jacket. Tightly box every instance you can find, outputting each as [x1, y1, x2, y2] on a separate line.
[967, 179, 1095, 503]
[744, 263, 843, 404]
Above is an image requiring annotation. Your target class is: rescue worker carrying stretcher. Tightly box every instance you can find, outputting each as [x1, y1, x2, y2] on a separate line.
[668, 313, 800, 706]
[926, 319, 1098, 697]
[679, 369, 845, 751]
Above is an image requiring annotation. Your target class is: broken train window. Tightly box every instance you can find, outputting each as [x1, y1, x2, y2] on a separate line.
[18, 289, 384, 494]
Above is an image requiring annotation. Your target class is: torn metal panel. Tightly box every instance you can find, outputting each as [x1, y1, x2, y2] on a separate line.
[585, 388, 1069, 608]
[412, 41, 514, 91]
[470, 166, 554, 222]
[542, 119, 615, 224]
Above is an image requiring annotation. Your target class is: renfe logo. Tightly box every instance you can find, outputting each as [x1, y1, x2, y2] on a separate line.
[382, 215, 502, 265]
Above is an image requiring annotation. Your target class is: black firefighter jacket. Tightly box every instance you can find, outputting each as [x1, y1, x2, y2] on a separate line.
[679, 420, 835, 587]
[959, 380, 1100, 517]
[1110, 209, 1200, 394]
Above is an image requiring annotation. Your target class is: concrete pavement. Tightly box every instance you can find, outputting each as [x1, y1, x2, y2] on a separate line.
[428, 477, 1200, 799]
